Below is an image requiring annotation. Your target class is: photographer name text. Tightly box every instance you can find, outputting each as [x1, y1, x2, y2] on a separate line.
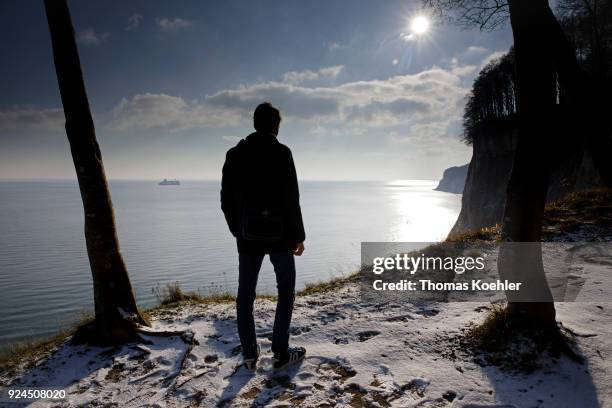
[372, 279, 522, 291]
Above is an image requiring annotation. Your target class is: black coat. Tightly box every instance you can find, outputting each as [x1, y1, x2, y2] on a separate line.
[221, 131, 306, 254]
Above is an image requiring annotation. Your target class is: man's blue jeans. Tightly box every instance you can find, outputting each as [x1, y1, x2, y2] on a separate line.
[237, 251, 296, 357]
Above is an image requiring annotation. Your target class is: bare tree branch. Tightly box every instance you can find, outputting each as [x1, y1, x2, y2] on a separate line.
[423, 0, 509, 31]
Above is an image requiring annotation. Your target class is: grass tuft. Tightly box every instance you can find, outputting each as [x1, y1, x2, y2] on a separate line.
[446, 224, 501, 243]
[545, 188, 612, 214]
[151, 282, 278, 309]
[296, 273, 359, 296]
[152, 281, 207, 306]
[0, 312, 93, 379]
[464, 304, 581, 373]
[543, 188, 612, 238]
[466, 303, 513, 350]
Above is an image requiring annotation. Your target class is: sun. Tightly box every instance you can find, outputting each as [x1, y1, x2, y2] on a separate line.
[410, 15, 430, 35]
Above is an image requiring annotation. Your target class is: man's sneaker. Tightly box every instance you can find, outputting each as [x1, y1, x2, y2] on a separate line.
[243, 344, 260, 370]
[273, 346, 306, 370]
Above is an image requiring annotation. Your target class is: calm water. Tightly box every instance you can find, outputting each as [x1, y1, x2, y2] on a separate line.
[0, 180, 460, 347]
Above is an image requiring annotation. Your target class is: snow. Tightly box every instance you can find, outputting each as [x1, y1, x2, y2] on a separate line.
[2, 278, 611, 407]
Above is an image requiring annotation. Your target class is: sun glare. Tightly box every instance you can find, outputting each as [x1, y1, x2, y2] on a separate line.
[410, 15, 430, 35]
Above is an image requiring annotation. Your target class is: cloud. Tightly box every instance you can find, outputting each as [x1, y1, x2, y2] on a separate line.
[156, 17, 193, 31]
[222, 135, 242, 143]
[333, 68, 468, 126]
[451, 64, 478, 77]
[205, 82, 341, 120]
[214, 66, 469, 127]
[466, 46, 488, 54]
[0, 108, 64, 132]
[345, 98, 432, 125]
[126, 14, 143, 31]
[481, 50, 506, 67]
[319, 65, 344, 78]
[76, 29, 110, 46]
[282, 65, 344, 84]
[388, 120, 458, 144]
[110, 93, 241, 131]
[454, 46, 497, 68]
[311, 125, 367, 137]
[111, 64, 470, 134]
[282, 70, 318, 84]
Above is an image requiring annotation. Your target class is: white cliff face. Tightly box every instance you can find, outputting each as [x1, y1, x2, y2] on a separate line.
[450, 130, 517, 236]
[435, 164, 469, 194]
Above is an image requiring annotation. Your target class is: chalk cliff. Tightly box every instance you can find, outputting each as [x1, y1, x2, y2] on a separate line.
[434, 164, 468, 194]
[449, 129, 603, 236]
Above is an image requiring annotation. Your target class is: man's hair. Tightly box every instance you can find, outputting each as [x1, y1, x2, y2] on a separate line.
[253, 102, 282, 133]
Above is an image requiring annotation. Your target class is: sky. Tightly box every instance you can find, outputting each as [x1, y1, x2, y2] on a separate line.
[0, 0, 513, 181]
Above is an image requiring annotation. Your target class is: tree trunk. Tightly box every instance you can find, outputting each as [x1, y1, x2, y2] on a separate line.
[499, 0, 557, 328]
[44, 0, 149, 344]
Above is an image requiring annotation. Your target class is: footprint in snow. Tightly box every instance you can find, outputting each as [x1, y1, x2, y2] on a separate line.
[290, 326, 312, 336]
[386, 313, 416, 322]
[415, 308, 440, 317]
[204, 354, 218, 363]
[358, 330, 381, 342]
[442, 390, 457, 402]
[316, 360, 357, 383]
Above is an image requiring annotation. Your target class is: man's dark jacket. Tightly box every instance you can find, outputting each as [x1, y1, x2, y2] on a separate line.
[221, 131, 305, 254]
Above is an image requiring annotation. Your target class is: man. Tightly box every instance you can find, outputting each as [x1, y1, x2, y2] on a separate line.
[221, 102, 306, 370]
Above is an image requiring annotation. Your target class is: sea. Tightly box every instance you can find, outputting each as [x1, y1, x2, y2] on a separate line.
[0, 180, 461, 348]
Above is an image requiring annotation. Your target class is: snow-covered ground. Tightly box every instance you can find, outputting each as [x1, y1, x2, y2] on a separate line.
[2, 278, 611, 407]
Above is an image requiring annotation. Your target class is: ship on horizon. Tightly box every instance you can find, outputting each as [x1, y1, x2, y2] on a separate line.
[158, 178, 180, 186]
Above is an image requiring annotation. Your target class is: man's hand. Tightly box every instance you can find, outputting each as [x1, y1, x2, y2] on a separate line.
[293, 242, 305, 256]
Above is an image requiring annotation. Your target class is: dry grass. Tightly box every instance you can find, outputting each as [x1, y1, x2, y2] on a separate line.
[463, 304, 580, 373]
[545, 188, 612, 215]
[151, 281, 277, 309]
[446, 224, 502, 243]
[152, 281, 209, 306]
[542, 188, 612, 238]
[296, 273, 359, 296]
[466, 304, 513, 350]
[0, 332, 71, 379]
[0, 312, 93, 379]
[446, 188, 612, 243]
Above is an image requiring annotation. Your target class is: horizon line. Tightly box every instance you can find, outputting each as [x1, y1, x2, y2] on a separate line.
[0, 177, 439, 183]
